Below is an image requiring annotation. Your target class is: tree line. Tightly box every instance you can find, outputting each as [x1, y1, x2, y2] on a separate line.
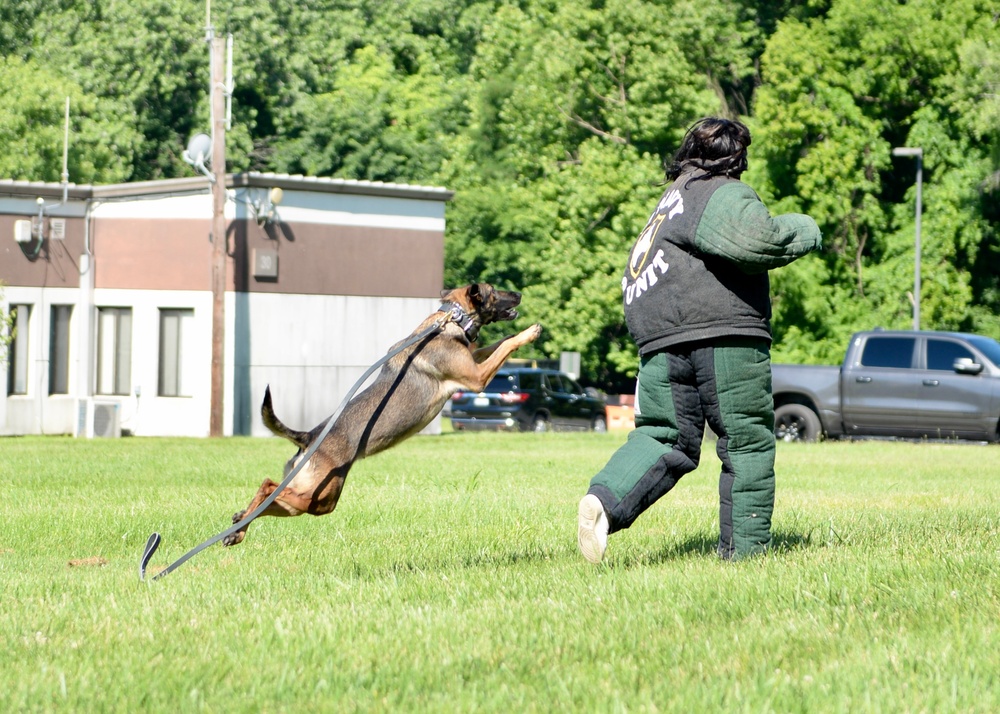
[2, 0, 998, 391]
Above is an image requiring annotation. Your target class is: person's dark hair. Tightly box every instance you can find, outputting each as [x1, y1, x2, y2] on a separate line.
[663, 117, 751, 183]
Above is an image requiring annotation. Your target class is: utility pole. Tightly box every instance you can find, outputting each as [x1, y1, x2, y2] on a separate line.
[209, 33, 227, 437]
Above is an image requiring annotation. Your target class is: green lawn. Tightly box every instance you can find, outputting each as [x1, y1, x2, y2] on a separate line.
[2, 432, 998, 712]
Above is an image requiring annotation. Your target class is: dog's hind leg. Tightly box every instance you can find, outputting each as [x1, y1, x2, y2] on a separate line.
[222, 471, 347, 547]
[223, 479, 296, 547]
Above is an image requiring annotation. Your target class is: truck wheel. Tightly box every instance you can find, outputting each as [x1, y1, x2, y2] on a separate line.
[774, 404, 821, 442]
[591, 414, 607, 433]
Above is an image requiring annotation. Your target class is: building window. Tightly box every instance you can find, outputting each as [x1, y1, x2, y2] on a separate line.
[158, 309, 194, 397]
[49, 305, 73, 395]
[97, 307, 132, 396]
[6, 304, 31, 395]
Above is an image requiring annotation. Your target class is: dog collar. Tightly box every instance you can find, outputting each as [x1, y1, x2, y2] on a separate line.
[438, 301, 480, 342]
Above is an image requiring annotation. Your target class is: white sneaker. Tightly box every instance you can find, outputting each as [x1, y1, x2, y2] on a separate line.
[577, 494, 609, 564]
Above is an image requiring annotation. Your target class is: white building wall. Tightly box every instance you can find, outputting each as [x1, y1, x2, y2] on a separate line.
[93, 188, 446, 232]
[1, 285, 214, 437]
[96, 288, 215, 438]
[2, 287, 442, 437]
[228, 292, 442, 437]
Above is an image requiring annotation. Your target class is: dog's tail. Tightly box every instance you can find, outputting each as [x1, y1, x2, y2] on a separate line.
[261, 385, 311, 449]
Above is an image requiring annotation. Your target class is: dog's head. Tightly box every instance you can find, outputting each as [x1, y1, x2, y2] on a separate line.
[441, 283, 521, 327]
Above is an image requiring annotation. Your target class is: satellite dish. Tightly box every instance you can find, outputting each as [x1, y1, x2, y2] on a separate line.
[182, 133, 215, 182]
[183, 133, 212, 167]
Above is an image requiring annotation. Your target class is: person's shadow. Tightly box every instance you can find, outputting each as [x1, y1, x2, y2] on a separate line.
[613, 529, 815, 568]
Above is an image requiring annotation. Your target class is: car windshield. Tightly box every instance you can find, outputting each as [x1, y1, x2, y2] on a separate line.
[486, 373, 517, 392]
[966, 335, 1000, 366]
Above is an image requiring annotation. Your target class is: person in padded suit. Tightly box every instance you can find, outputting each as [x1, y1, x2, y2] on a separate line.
[578, 117, 822, 562]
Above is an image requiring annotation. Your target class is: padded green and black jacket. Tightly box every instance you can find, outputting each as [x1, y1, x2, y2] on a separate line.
[623, 168, 821, 355]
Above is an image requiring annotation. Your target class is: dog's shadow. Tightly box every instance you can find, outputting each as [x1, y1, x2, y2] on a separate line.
[459, 546, 560, 570]
[342, 546, 558, 582]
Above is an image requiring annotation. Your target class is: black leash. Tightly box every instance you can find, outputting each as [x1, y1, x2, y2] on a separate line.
[140, 317, 449, 582]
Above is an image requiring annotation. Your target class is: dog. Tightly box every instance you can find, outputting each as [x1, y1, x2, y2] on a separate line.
[222, 283, 542, 546]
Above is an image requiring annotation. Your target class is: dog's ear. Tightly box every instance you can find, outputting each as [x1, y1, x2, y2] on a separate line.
[440, 288, 451, 300]
[470, 282, 495, 306]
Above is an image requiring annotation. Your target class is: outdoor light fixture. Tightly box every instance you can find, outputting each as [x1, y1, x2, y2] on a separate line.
[34, 196, 45, 241]
[249, 186, 283, 225]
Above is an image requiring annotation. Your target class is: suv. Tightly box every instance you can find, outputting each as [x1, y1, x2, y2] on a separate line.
[450, 368, 607, 432]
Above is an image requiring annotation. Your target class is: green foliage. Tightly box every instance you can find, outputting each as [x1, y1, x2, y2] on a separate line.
[3, 0, 1000, 385]
[751, 0, 1000, 360]
[445, 0, 754, 386]
[270, 45, 466, 182]
[516, 140, 662, 385]
[0, 57, 137, 182]
[22, 1, 214, 180]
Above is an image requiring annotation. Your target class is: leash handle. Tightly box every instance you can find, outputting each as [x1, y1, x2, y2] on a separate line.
[143, 319, 446, 582]
[139, 532, 161, 581]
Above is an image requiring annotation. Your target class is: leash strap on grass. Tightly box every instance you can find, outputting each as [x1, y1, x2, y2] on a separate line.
[142, 318, 448, 583]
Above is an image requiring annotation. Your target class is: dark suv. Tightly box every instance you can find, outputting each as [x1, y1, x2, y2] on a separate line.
[450, 368, 607, 432]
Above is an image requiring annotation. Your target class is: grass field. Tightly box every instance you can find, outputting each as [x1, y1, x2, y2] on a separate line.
[2, 431, 999, 713]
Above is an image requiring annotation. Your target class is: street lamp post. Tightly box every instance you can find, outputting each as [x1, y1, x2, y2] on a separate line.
[892, 146, 923, 331]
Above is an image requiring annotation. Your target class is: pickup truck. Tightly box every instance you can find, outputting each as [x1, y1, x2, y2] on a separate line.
[771, 329, 1000, 443]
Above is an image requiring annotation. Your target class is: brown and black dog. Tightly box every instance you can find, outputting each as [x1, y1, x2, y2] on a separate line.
[222, 283, 542, 546]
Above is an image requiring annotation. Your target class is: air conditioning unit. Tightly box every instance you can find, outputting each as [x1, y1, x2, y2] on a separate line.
[94, 402, 122, 438]
[75, 399, 122, 438]
[14, 219, 33, 243]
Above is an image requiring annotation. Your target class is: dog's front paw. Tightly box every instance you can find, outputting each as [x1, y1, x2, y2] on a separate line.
[521, 323, 542, 343]
[231, 509, 246, 525]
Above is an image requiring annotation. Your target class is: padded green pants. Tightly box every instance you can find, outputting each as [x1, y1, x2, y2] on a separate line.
[588, 338, 775, 559]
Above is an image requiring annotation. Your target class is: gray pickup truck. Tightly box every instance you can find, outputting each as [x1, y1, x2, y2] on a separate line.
[771, 329, 1000, 442]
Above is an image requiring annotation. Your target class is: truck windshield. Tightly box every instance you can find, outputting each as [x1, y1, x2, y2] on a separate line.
[965, 335, 1000, 367]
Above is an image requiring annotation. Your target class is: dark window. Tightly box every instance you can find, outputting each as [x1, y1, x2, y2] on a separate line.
[926, 340, 975, 371]
[7, 304, 31, 395]
[545, 373, 568, 392]
[563, 376, 584, 395]
[486, 373, 517, 392]
[49, 305, 72, 395]
[859, 337, 915, 369]
[518, 373, 541, 391]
